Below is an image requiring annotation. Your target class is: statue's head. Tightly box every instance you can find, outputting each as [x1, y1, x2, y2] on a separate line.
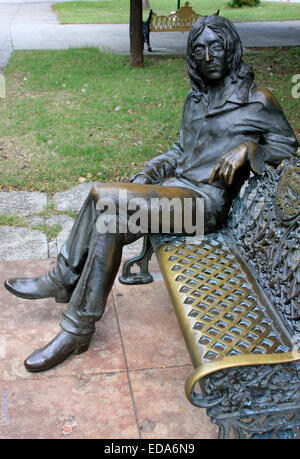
[187, 15, 247, 90]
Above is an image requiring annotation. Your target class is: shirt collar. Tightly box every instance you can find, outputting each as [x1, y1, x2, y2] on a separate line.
[191, 73, 253, 108]
[226, 74, 253, 106]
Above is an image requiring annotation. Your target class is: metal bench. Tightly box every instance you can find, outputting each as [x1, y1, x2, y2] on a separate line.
[149, 2, 201, 33]
[119, 154, 300, 439]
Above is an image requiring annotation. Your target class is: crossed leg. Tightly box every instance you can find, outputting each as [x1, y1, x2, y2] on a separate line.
[5, 180, 206, 371]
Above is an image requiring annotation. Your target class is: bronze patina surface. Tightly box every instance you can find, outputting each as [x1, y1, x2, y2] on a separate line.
[3, 15, 298, 380]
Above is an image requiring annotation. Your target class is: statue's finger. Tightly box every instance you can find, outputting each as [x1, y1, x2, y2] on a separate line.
[208, 164, 220, 184]
[227, 165, 235, 185]
[219, 159, 230, 182]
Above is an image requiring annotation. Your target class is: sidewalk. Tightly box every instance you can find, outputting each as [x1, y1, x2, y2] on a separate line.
[0, 256, 219, 439]
[0, 2, 300, 67]
[0, 184, 220, 439]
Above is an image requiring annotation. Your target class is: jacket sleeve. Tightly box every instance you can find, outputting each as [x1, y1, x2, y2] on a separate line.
[246, 87, 299, 175]
[129, 93, 192, 184]
[133, 141, 183, 184]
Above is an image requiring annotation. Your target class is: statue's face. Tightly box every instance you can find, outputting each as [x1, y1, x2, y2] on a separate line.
[193, 27, 228, 81]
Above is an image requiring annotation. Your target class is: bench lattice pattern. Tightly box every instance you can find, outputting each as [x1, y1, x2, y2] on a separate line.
[150, 2, 201, 33]
[160, 234, 291, 363]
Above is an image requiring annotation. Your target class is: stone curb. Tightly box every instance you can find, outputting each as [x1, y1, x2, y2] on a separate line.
[0, 184, 143, 261]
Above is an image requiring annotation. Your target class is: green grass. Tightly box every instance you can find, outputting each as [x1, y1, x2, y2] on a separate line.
[30, 223, 63, 241]
[0, 214, 62, 241]
[52, 0, 300, 24]
[0, 214, 27, 227]
[33, 202, 78, 219]
[0, 47, 299, 194]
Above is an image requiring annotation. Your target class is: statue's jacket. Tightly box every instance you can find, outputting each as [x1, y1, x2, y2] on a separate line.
[140, 73, 298, 195]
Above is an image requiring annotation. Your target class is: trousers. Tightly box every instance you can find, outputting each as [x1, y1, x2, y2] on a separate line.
[47, 179, 232, 336]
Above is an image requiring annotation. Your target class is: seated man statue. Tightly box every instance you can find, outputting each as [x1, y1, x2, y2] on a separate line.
[4, 15, 298, 372]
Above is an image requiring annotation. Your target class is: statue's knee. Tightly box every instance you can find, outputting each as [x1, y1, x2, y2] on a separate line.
[90, 183, 104, 202]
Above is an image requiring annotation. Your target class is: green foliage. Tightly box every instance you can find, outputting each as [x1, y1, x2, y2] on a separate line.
[53, 0, 300, 24]
[0, 214, 62, 241]
[30, 223, 62, 241]
[0, 215, 27, 227]
[228, 0, 260, 7]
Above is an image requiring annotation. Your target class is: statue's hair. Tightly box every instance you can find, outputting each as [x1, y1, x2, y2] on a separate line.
[186, 15, 253, 91]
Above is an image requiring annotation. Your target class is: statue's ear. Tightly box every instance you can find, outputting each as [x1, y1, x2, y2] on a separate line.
[214, 9, 220, 16]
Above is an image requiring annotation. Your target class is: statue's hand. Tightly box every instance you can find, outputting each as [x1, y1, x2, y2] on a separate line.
[208, 143, 248, 186]
[129, 174, 151, 185]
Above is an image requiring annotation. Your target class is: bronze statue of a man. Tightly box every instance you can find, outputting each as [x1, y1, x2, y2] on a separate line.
[4, 15, 298, 371]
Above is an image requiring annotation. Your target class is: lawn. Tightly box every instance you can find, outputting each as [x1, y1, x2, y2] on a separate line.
[52, 0, 300, 24]
[0, 47, 299, 194]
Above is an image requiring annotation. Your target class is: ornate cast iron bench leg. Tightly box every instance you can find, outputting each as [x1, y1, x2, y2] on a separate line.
[119, 235, 154, 285]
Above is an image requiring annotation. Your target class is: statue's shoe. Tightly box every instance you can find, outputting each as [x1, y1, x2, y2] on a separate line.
[4, 275, 72, 303]
[24, 330, 92, 372]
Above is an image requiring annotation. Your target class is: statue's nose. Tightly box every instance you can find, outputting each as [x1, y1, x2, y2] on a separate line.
[205, 47, 213, 62]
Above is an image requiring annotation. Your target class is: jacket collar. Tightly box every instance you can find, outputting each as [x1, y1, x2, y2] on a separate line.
[191, 73, 253, 109]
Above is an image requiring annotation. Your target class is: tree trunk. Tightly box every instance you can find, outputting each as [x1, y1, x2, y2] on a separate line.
[130, 0, 144, 67]
[142, 0, 150, 9]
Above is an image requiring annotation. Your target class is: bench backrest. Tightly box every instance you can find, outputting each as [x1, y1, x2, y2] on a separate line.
[150, 2, 200, 32]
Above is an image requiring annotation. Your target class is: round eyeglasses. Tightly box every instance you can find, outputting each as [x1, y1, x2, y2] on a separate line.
[193, 43, 225, 60]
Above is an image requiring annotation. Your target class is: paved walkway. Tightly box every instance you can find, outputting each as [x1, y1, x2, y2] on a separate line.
[0, 256, 220, 439]
[0, 183, 146, 260]
[0, 2, 300, 67]
[0, 182, 218, 440]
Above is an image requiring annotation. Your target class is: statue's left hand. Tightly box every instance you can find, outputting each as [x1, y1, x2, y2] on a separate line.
[129, 174, 151, 184]
[208, 143, 248, 186]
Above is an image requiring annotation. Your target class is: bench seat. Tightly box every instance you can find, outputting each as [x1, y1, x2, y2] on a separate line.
[150, 231, 299, 408]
